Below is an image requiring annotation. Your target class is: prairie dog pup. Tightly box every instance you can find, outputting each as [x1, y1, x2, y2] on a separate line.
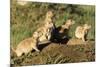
[44, 11, 54, 30]
[33, 11, 55, 43]
[44, 11, 54, 29]
[12, 32, 39, 57]
[34, 20, 54, 42]
[59, 19, 75, 33]
[75, 24, 91, 42]
[34, 26, 49, 42]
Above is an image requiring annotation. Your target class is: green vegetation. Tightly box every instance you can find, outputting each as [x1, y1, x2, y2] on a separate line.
[11, 0, 95, 46]
[11, 0, 95, 66]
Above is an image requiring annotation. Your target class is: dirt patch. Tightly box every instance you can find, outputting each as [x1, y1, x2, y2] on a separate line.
[10, 39, 95, 66]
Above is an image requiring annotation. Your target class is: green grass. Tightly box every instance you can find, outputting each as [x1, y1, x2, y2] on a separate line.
[11, 1, 95, 46]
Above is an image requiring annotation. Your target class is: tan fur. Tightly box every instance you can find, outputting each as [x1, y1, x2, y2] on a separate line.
[75, 24, 91, 42]
[12, 32, 39, 57]
[45, 11, 54, 19]
[34, 26, 49, 42]
[34, 21, 54, 42]
[33, 11, 54, 43]
[59, 19, 75, 33]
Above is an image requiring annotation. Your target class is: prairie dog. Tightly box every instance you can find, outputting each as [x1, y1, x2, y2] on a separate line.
[44, 10, 54, 29]
[12, 32, 39, 57]
[44, 11, 54, 29]
[34, 21, 54, 42]
[75, 24, 91, 42]
[59, 19, 75, 33]
[33, 11, 55, 43]
[34, 26, 48, 42]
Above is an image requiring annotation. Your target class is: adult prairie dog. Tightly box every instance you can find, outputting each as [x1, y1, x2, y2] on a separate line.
[12, 32, 39, 57]
[75, 24, 91, 42]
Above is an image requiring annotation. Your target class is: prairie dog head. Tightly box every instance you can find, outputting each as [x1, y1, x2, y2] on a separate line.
[62, 19, 75, 29]
[59, 19, 75, 33]
[46, 11, 54, 19]
[83, 24, 91, 30]
[65, 19, 75, 25]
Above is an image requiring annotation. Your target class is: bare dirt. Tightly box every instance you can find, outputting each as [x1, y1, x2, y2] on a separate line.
[10, 39, 95, 66]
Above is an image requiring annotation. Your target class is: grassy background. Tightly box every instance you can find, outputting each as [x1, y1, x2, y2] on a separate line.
[11, 0, 95, 47]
